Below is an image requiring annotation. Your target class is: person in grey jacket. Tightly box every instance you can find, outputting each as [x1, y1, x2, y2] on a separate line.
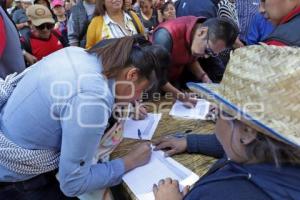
[67, 0, 95, 47]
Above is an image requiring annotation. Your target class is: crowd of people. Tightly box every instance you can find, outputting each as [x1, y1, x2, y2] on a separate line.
[1, 0, 300, 199]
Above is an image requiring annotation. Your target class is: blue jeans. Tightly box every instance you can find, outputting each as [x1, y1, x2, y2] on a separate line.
[0, 171, 78, 200]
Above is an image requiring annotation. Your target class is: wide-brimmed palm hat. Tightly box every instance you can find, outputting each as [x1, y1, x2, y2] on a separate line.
[187, 45, 300, 147]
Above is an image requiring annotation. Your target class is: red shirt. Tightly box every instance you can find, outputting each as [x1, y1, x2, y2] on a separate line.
[29, 31, 64, 61]
[0, 15, 6, 58]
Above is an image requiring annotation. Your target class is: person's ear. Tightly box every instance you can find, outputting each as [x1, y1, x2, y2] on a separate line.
[240, 124, 257, 145]
[125, 67, 139, 82]
[197, 26, 208, 39]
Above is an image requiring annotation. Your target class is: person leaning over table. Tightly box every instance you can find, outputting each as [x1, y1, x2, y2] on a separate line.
[153, 45, 300, 200]
[151, 17, 238, 107]
[0, 36, 170, 199]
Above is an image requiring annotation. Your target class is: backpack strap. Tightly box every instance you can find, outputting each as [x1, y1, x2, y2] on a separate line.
[21, 31, 32, 55]
[127, 10, 144, 35]
[51, 30, 69, 47]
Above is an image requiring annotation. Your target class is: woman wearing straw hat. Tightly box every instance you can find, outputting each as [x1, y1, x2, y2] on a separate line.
[153, 45, 300, 200]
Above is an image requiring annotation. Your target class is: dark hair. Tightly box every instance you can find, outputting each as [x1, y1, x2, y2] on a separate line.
[34, 0, 51, 9]
[146, 44, 170, 87]
[160, 1, 174, 14]
[94, 0, 124, 16]
[87, 35, 169, 85]
[201, 17, 239, 48]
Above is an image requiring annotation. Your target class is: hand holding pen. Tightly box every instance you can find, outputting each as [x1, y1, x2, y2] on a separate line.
[132, 100, 148, 120]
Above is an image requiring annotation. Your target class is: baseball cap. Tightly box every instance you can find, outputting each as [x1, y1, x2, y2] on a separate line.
[51, 0, 64, 8]
[26, 4, 55, 26]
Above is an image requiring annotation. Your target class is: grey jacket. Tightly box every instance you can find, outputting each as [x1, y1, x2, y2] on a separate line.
[67, 0, 93, 47]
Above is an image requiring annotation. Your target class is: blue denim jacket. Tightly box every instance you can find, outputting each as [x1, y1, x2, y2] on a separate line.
[0, 47, 125, 196]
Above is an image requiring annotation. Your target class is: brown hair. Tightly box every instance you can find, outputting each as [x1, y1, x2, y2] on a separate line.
[94, 0, 124, 16]
[87, 35, 169, 83]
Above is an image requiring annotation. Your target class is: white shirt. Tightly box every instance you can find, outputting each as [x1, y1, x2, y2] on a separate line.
[102, 11, 138, 40]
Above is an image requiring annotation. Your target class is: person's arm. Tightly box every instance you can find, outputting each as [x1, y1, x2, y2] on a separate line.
[15, 22, 28, 30]
[188, 60, 212, 83]
[58, 93, 125, 196]
[0, 15, 6, 58]
[186, 134, 224, 158]
[67, 13, 80, 46]
[12, 11, 28, 30]
[152, 28, 172, 53]
[246, 14, 260, 45]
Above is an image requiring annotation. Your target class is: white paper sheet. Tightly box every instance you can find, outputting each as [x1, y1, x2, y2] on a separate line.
[123, 150, 199, 200]
[169, 99, 210, 120]
[123, 113, 162, 140]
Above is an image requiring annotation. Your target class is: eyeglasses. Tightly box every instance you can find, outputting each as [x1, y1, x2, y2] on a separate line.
[204, 32, 218, 58]
[36, 23, 54, 30]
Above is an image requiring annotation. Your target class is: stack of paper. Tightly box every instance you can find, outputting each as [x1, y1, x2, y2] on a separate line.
[123, 149, 199, 200]
[123, 113, 162, 140]
[169, 99, 210, 120]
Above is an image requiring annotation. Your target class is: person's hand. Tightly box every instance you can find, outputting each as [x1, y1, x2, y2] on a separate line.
[153, 136, 187, 157]
[132, 101, 148, 120]
[23, 22, 29, 27]
[24, 51, 37, 65]
[123, 142, 151, 171]
[201, 74, 212, 83]
[54, 22, 60, 30]
[233, 38, 245, 49]
[153, 178, 190, 200]
[178, 93, 197, 108]
[206, 104, 218, 122]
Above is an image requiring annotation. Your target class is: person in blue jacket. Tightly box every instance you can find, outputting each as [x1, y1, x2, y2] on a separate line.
[246, 0, 274, 45]
[175, 0, 218, 18]
[153, 45, 300, 200]
[0, 36, 169, 199]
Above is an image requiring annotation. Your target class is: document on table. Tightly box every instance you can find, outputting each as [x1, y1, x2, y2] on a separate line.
[123, 113, 162, 140]
[122, 149, 199, 200]
[169, 99, 210, 120]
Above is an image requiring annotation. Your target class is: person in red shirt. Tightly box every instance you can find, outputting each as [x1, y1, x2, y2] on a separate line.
[152, 17, 238, 106]
[263, 0, 300, 46]
[22, 4, 67, 65]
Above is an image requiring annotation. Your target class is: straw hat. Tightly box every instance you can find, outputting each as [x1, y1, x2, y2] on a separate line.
[187, 45, 300, 147]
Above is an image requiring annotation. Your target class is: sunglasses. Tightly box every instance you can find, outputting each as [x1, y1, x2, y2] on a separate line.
[36, 23, 54, 30]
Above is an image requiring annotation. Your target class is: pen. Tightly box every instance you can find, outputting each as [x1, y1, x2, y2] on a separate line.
[138, 129, 142, 140]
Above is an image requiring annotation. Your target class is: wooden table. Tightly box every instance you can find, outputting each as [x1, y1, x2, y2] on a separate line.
[111, 99, 216, 200]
